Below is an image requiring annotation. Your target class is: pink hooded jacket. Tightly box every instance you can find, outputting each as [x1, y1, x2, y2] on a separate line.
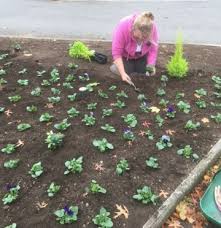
[112, 14, 159, 65]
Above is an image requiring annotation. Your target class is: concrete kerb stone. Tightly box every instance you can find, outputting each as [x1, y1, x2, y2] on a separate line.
[143, 138, 221, 228]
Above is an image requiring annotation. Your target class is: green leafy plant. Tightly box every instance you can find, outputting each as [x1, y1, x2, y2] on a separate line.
[0, 53, 8, 60]
[108, 85, 117, 91]
[50, 68, 60, 83]
[8, 95, 21, 103]
[146, 157, 159, 169]
[64, 156, 83, 175]
[78, 73, 90, 81]
[212, 75, 221, 85]
[2, 184, 20, 205]
[195, 100, 206, 109]
[177, 100, 191, 114]
[63, 82, 73, 89]
[175, 92, 185, 100]
[48, 96, 61, 104]
[98, 89, 109, 99]
[133, 186, 158, 205]
[41, 79, 51, 87]
[101, 124, 116, 133]
[92, 207, 113, 228]
[116, 159, 130, 175]
[26, 105, 37, 113]
[17, 79, 29, 86]
[5, 223, 17, 228]
[67, 93, 77, 101]
[51, 87, 61, 95]
[137, 94, 147, 101]
[122, 114, 137, 128]
[18, 68, 27, 75]
[68, 63, 78, 69]
[161, 75, 169, 83]
[1, 144, 16, 154]
[54, 119, 71, 131]
[93, 138, 114, 152]
[113, 100, 126, 108]
[4, 159, 20, 169]
[39, 113, 54, 122]
[123, 128, 135, 141]
[0, 106, 5, 113]
[156, 135, 172, 150]
[29, 161, 43, 178]
[0, 69, 6, 76]
[89, 180, 107, 194]
[140, 102, 150, 113]
[210, 102, 221, 109]
[195, 88, 207, 97]
[102, 108, 113, 118]
[69, 41, 95, 61]
[155, 114, 164, 127]
[159, 98, 169, 107]
[54, 205, 78, 224]
[211, 113, 221, 123]
[87, 102, 97, 110]
[184, 120, 201, 131]
[0, 78, 7, 85]
[116, 90, 128, 99]
[157, 88, 166, 96]
[17, 123, 31, 131]
[166, 105, 176, 118]
[213, 91, 221, 99]
[166, 31, 189, 78]
[67, 107, 80, 118]
[82, 113, 96, 126]
[65, 74, 76, 82]
[177, 145, 199, 160]
[37, 70, 46, 77]
[31, 87, 41, 96]
[145, 130, 154, 140]
[45, 131, 64, 150]
[47, 182, 61, 197]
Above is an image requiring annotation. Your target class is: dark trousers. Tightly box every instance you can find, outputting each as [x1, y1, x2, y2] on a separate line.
[123, 54, 146, 74]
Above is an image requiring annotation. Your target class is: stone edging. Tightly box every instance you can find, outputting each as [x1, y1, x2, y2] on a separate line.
[143, 138, 221, 228]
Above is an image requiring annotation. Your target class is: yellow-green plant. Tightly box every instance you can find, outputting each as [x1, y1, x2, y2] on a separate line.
[166, 31, 189, 78]
[69, 41, 94, 61]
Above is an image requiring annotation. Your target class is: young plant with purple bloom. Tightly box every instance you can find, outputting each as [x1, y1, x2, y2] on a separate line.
[166, 105, 176, 118]
[123, 128, 135, 141]
[2, 184, 20, 205]
[54, 205, 78, 224]
[156, 135, 173, 150]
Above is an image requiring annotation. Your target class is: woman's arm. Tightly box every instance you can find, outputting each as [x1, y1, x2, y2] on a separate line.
[114, 57, 131, 83]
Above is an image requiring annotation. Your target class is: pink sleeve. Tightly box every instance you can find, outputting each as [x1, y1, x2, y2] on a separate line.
[112, 21, 125, 61]
[147, 22, 159, 65]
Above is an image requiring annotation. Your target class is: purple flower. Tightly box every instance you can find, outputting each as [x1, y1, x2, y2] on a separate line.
[167, 105, 174, 113]
[64, 205, 74, 216]
[161, 135, 170, 143]
[124, 128, 131, 134]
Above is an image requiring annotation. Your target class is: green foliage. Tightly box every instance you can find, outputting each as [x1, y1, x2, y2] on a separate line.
[108, 85, 117, 91]
[31, 87, 41, 96]
[166, 31, 189, 78]
[137, 94, 147, 101]
[123, 129, 135, 141]
[92, 207, 113, 228]
[50, 68, 60, 83]
[0, 53, 8, 60]
[45, 131, 64, 150]
[54, 205, 78, 224]
[156, 88, 166, 96]
[161, 75, 169, 83]
[145, 130, 154, 140]
[63, 82, 73, 89]
[54, 118, 71, 131]
[2, 184, 20, 205]
[133, 186, 158, 205]
[64, 156, 83, 175]
[175, 92, 185, 100]
[155, 114, 164, 127]
[0, 106, 5, 113]
[67, 107, 80, 118]
[68, 63, 78, 69]
[116, 90, 128, 99]
[146, 157, 159, 169]
[195, 88, 207, 97]
[101, 124, 116, 133]
[89, 180, 107, 194]
[4, 159, 20, 169]
[159, 98, 169, 107]
[51, 88, 61, 95]
[69, 41, 95, 61]
[41, 79, 51, 87]
[122, 114, 137, 128]
[29, 161, 44, 178]
[102, 108, 113, 118]
[112, 100, 126, 108]
[93, 138, 114, 152]
[5, 223, 17, 228]
[139, 102, 150, 113]
[39, 113, 54, 122]
[67, 93, 77, 101]
[36, 70, 46, 77]
[116, 159, 130, 175]
[65, 74, 76, 82]
[17, 123, 31, 131]
[17, 79, 29, 86]
[47, 182, 60, 197]
[48, 96, 61, 104]
[177, 100, 191, 114]
[195, 100, 206, 109]
[184, 120, 201, 131]
[177, 145, 199, 160]
[87, 102, 97, 110]
[156, 135, 172, 150]
[211, 113, 221, 123]
[82, 113, 96, 126]
[26, 105, 37, 112]
[98, 89, 109, 99]
[8, 95, 21, 103]
[18, 68, 27, 75]
[1, 144, 16, 154]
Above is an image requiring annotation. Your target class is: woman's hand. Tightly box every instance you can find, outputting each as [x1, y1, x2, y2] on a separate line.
[121, 72, 132, 84]
[146, 65, 156, 76]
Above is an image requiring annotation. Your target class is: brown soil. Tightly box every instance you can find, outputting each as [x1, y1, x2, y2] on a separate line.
[0, 37, 221, 228]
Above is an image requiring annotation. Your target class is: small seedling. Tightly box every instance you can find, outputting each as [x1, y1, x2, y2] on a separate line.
[17, 123, 31, 132]
[155, 114, 164, 127]
[68, 63, 78, 69]
[211, 113, 221, 123]
[18, 68, 27, 75]
[177, 145, 199, 160]
[67, 107, 80, 118]
[123, 128, 135, 141]
[64, 156, 83, 175]
[29, 162, 43, 178]
[26, 105, 37, 113]
[108, 85, 117, 91]
[116, 159, 130, 175]
[112, 100, 126, 108]
[195, 88, 207, 97]
[82, 113, 96, 126]
[140, 102, 150, 113]
[51, 88, 61, 95]
[157, 88, 166, 96]
[37, 70, 46, 77]
[65, 74, 76, 82]
[156, 135, 172, 150]
[31, 87, 41, 96]
[48, 96, 61, 104]
[133, 186, 158, 205]
[39, 113, 54, 122]
[98, 89, 109, 99]
[47, 182, 61, 197]
[17, 79, 29, 86]
[146, 157, 159, 169]
[41, 79, 51, 87]
[101, 124, 116, 133]
[8, 95, 21, 103]
[54, 119, 71, 131]
[2, 184, 20, 205]
[4, 159, 20, 169]
[122, 114, 137, 128]
[45, 131, 64, 150]
[1, 144, 16, 154]
[175, 92, 185, 100]
[145, 130, 154, 140]
[137, 94, 147, 101]
[159, 98, 169, 107]
[195, 100, 206, 109]
[87, 102, 97, 110]
[50, 68, 60, 83]
[63, 82, 73, 89]
[177, 100, 191, 114]
[92, 207, 113, 228]
[88, 180, 106, 194]
[184, 120, 201, 131]
[67, 93, 77, 101]
[116, 90, 128, 99]
[93, 138, 114, 152]
[102, 108, 113, 118]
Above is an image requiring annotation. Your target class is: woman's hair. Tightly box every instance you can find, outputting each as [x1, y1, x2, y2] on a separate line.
[133, 12, 154, 35]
